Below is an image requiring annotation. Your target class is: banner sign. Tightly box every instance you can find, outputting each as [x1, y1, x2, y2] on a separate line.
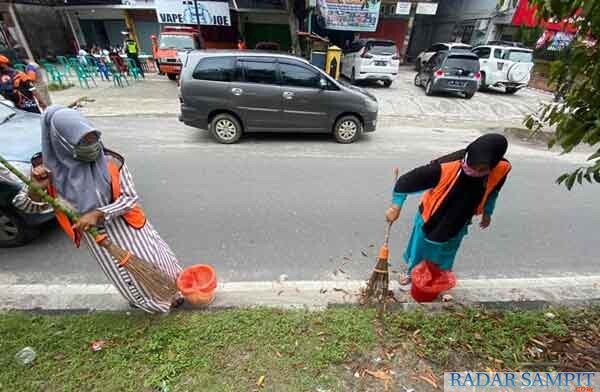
[416, 2, 438, 15]
[396, 2, 411, 15]
[445, 372, 598, 392]
[155, 0, 231, 26]
[317, 0, 382, 32]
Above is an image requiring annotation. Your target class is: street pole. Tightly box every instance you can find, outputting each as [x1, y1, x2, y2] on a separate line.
[193, 0, 202, 28]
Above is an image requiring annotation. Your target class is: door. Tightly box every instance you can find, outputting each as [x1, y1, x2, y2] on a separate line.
[472, 47, 492, 81]
[244, 23, 291, 51]
[278, 60, 330, 132]
[233, 58, 283, 131]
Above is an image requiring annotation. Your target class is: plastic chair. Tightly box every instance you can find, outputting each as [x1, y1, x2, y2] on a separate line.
[57, 56, 73, 76]
[85, 56, 100, 76]
[43, 64, 66, 85]
[74, 64, 97, 88]
[107, 62, 129, 88]
[13, 63, 26, 72]
[125, 58, 143, 80]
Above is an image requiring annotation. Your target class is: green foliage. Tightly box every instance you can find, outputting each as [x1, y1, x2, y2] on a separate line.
[523, 0, 600, 189]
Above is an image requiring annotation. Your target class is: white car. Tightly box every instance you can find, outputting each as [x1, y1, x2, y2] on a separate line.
[415, 42, 472, 71]
[341, 39, 399, 87]
[472, 44, 534, 94]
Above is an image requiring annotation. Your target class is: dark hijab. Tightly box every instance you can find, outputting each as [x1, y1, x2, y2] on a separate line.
[423, 133, 508, 242]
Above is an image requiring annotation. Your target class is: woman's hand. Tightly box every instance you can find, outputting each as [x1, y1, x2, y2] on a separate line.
[29, 165, 51, 202]
[480, 214, 491, 229]
[73, 210, 105, 232]
[386, 205, 401, 224]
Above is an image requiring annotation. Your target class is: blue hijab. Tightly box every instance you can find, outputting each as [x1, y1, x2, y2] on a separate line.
[41, 106, 111, 214]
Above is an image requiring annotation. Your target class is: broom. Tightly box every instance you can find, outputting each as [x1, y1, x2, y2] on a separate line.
[0, 155, 178, 304]
[363, 168, 399, 307]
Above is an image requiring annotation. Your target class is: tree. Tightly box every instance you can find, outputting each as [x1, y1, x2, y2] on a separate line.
[523, 0, 600, 189]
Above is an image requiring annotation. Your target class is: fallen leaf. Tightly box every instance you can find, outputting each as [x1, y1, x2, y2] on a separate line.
[413, 329, 421, 338]
[320, 288, 328, 294]
[256, 375, 265, 387]
[365, 369, 392, 381]
[277, 290, 284, 296]
[333, 288, 350, 295]
[419, 375, 438, 389]
[53, 353, 66, 361]
[361, 250, 369, 257]
[343, 256, 352, 261]
[338, 269, 346, 274]
[369, 244, 375, 248]
[275, 351, 283, 358]
[474, 333, 483, 340]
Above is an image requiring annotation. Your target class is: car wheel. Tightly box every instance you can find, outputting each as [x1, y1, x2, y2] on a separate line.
[383, 80, 392, 88]
[505, 87, 518, 94]
[0, 209, 38, 248]
[479, 72, 488, 91]
[414, 73, 422, 87]
[351, 68, 356, 84]
[210, 113, 243, 144]
[425, 80, 434, 96]
[464, 91, 475, 99]
[333, 115, 362, 144]
[167, 73, 177, 81]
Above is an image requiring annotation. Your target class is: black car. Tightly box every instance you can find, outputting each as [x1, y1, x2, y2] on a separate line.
[414, 50, 481, 99]
[0, 102, 54, 247]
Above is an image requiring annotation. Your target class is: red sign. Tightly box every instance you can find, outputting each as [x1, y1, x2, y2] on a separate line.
[512, 0, 579, 33]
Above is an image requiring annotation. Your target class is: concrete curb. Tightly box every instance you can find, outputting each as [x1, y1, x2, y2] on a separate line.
[1, 276, 599, 312]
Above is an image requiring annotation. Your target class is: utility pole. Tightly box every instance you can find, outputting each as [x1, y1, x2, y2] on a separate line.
[193, 0, 202, 28]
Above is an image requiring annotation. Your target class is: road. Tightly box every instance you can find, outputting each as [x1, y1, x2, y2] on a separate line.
[1, 115, 597, 286]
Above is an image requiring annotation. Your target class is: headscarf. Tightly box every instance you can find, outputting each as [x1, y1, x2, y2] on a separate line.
[423, 133, 509, 242]
[41, 105, 111, 214]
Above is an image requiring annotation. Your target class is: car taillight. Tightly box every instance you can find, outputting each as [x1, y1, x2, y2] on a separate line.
[435, 70, 444, 77]
[475, 71, 481, 80]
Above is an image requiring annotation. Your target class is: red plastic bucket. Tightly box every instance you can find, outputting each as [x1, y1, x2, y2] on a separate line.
[177, 264, 217, 305]
[410, 261, 456, 303]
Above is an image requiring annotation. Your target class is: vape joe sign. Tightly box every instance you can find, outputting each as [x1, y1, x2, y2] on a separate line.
[155, 0, 231, 26]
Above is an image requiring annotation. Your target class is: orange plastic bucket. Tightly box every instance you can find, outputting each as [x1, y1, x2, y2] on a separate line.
[177, 264, 217, 305]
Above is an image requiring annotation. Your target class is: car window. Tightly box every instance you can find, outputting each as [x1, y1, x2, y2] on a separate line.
[443, 56, 480, 73]
[279, 62, 320, 88]
[192, 57, 235, 81]
[503, 50, 533, 63]
[239, 60, 277, 84]
[426, 44, 438, 52]
[366, 41, 397, 56]
[473, 47, 491, 59]
[493, 49, 503, 59]
[428, 53, 445, 67]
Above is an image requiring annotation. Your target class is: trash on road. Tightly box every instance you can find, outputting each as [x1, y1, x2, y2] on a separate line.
[91, 340, 106, 352]
[15, 347, 36, 366]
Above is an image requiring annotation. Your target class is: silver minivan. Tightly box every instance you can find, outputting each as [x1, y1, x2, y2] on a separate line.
[179, 51, 378, 144]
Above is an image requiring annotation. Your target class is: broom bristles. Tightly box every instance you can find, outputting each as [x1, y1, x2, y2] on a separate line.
[100, 238, 178, 303]
[363, 256, 389, 304]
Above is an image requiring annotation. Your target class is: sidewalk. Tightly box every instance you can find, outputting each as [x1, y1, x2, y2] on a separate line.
[50, 73, 180, 117]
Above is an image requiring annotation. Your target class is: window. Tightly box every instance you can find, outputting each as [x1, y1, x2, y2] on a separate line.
[503, 50, 533, 63]
[493, 49, 503, 59]
[473, 47, 491, 59]
[444, 56, 480, 73]
[279, 62, 320, 88]
[193, 57, 235, 81]
[428, 44, 446, 52]
[159, 35, 195, 50]
[428, 53, 444, 68]
[366, 41, 397, 56]
[240, 60, 277, 84]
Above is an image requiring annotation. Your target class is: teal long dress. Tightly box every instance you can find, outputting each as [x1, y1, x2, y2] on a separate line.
[393, 189, 499, 273]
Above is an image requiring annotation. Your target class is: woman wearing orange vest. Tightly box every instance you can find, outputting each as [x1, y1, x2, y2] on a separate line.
[12, 106, 183, 313]
[385, 134, 511, 284]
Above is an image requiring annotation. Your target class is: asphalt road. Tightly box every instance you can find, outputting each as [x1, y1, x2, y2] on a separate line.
[1, 116, 596, 285]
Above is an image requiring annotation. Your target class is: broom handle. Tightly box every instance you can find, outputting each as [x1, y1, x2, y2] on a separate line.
[383, 167, 400, 247]
[0, 154, 100, 238]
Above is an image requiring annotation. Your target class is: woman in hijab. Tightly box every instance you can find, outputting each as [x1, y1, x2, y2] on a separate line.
[13, 106, 183, 313]
[385, 133, 511, 283]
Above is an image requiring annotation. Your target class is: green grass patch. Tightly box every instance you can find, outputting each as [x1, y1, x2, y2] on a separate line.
[48, 83, 74, 92]
[0, 307, 597, 391]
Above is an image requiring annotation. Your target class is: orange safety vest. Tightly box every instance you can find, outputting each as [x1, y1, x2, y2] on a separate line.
[420, 160, 511, 222]
[48, 160, 146, 247]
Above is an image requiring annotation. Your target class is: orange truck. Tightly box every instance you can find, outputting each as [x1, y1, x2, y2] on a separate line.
[151, 25, 237, 80]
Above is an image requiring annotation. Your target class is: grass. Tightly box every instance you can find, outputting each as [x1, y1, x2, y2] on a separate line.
[47, 83, 74, 92]
[0, 307, 597, 392]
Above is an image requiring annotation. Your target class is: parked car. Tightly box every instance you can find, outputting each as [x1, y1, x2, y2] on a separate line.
[340, 39, 399, 86]
[414, 50, 481, 99]
[415, 42, 472, 71]
[0, 102, 54, 247]
[179, 51, 379, 144]
[472, 44, 534, 94]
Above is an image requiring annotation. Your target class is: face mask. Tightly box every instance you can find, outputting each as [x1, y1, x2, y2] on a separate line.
[74, 142, 102, 162]
[461, 159, 490, 178]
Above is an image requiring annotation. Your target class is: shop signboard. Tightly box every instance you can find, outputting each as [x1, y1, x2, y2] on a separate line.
[395, 2, 411, 15]
[416, 2, 438, 15]
[155, 0, 231, 26]
[317, 0, 382, 32]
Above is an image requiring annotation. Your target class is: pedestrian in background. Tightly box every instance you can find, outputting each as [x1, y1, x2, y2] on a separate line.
[123, 32, 144, 77]
[0, 55, 47, 113]
[25, 59, 51, 106]
[385, 134, 511, 284]
[13, 106, 184, 313]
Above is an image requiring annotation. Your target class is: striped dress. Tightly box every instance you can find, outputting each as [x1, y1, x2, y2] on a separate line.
[12, 159, 183, 313]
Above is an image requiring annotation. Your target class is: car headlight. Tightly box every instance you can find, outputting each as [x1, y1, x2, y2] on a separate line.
[0, 160, 30, 185]
[364, 98, 378, 112]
